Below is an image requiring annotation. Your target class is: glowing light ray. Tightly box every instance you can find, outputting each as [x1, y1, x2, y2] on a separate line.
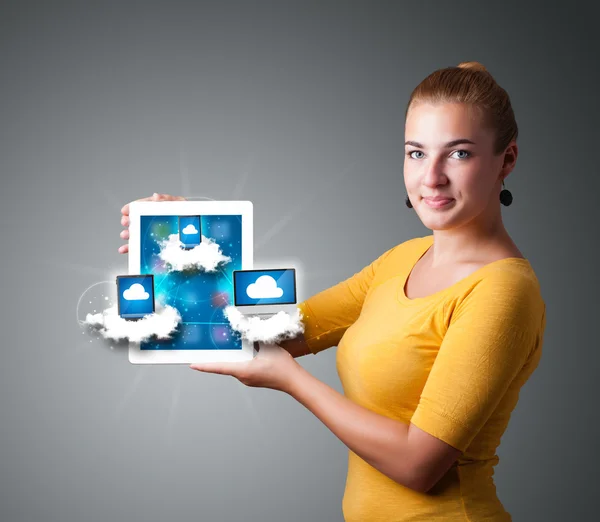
[97, 185, 125, 212]
[254, 162, 356, 252]
[179, 146, 191, 196]
[166, 378, 181, 447]
[113, 366, 147, 420]
[76, 280, 114, 327]
[231, 151, 257, 200]
[233, 381, 270, 448]
[44, 259, 108, 278]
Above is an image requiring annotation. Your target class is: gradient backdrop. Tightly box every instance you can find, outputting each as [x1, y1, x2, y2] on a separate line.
[1, 1, 598, 521]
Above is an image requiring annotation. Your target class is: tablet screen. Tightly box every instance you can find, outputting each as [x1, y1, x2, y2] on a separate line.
[139, 214, 242, 350]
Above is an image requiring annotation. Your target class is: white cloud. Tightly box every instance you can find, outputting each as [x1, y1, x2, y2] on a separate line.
[224, 305, 304, 344]
[182, 224, 198, 235]
[84, 303, 181, 343]
[158, 234, 231, 272]
[122, 283, 150, 301]
[246, 275, 284, 299]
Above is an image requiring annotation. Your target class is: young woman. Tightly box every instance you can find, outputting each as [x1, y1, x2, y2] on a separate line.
[118, 62, 546, 521]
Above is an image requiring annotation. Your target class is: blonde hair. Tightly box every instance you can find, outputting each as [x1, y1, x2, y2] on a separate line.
[406, 61, 518, 155]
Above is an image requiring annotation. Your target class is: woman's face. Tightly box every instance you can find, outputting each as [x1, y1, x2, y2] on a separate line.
[404, 102, 510, 231]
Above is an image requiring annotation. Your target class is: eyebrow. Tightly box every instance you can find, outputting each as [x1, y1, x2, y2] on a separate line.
[404, 139, 476, 148]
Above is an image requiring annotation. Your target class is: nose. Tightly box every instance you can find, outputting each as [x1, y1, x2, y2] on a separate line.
[422, 159, 448, 188]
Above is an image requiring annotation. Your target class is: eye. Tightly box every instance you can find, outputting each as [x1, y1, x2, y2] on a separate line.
[406, 150, 424, 159]
[451, 149, 471, 159]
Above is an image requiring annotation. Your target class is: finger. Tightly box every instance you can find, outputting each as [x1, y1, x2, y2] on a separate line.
[121, 194, 187, 215]
[154, 193, 186, 201]
[189, 362, 239, 375]
[120, 194, 186, 250]
[151, 193, 187, 201]
[151, 193, 174, 201]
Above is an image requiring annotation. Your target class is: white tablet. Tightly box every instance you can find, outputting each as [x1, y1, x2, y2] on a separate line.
[127, 200, 254, 364]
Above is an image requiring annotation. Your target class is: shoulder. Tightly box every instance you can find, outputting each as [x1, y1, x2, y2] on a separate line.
[357, 235, 432, 292]
[452, 260, 545, 329]
[368, 235, 432, 278]
[477, 260, 542, 300]
[377, 234, 433, 264]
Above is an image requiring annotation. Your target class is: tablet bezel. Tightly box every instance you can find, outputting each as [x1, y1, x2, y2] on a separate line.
[128, 200, 254, 364]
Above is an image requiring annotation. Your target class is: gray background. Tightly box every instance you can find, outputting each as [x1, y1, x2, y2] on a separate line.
[1, 1, 598, 521]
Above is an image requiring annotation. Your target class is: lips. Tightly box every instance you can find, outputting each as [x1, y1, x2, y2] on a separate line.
[423, 196, 453, 202]
[424, 197, 454, 208]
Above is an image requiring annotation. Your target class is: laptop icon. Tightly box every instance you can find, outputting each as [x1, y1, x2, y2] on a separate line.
[233, 268, 297, 317]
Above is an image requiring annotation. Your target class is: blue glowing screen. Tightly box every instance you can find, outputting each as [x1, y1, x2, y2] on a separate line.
[233, 269, 296, 306]
[139, 215, 242, 350]
[179, 215, 201, 249]
[117, 275, 155, 319]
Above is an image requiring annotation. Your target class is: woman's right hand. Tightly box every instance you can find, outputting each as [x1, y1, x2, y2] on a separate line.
[118, 193, 186, 254]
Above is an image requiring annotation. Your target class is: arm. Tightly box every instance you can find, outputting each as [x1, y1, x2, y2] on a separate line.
[279, 333, 310, 358]
[287, 245, 399, 356]
[285, 271, 545, 494]
[286, 363, 456, 492]
[409, 273, 546, 490]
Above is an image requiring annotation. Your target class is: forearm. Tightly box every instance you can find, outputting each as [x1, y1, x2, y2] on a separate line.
[286, 364, 418, 490]
[279, 333, 311, 358]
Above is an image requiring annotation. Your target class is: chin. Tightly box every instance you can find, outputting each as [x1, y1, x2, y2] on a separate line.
[422, 221, 458, 231]
[416, 205, 460, 229]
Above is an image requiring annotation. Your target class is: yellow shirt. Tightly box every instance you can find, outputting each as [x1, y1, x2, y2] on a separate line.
[297, 234, 546, 521]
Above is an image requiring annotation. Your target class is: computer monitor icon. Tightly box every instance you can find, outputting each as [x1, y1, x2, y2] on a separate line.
[178, 216, 201, 249]
[116, 275, 155, 320]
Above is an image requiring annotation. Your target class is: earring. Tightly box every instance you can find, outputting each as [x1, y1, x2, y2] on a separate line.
[500, 180, 513, 206]
[405, 195, 413, 208]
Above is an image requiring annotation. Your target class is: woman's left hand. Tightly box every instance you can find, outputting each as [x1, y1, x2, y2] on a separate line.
[189, 342, 301, 393]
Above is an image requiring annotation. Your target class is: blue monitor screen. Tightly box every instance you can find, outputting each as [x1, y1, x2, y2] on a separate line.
[117, 275, 155, 319]
[233, 269, 296, 306]
[139, 214, 243, 350]
[179, 215, 201, 249]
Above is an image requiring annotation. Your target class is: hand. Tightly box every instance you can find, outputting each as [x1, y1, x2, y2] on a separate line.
[190, 342, 301, 393]
[118, 193, 186, 253]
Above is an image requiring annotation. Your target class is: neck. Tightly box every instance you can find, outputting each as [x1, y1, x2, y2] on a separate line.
[428, 205, 512, 267]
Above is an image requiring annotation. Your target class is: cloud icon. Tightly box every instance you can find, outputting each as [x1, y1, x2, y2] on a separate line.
[84, 303, 181, 343]
[224, 305, 304, 344]
[158, 234, 231, 272]
[246, 275, 284, 299]
[182, 224, 198, 235]
[123, 283, 150, 301]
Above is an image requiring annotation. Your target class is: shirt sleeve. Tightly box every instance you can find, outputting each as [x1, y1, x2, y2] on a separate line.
[410, 272, 546, 452]
[297, 245, 398, 355]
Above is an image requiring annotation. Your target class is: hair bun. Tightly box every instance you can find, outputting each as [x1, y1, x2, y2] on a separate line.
[457, 61, 487, 72]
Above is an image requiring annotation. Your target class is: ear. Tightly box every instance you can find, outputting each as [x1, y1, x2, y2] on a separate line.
[501, 141, 518, 175]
